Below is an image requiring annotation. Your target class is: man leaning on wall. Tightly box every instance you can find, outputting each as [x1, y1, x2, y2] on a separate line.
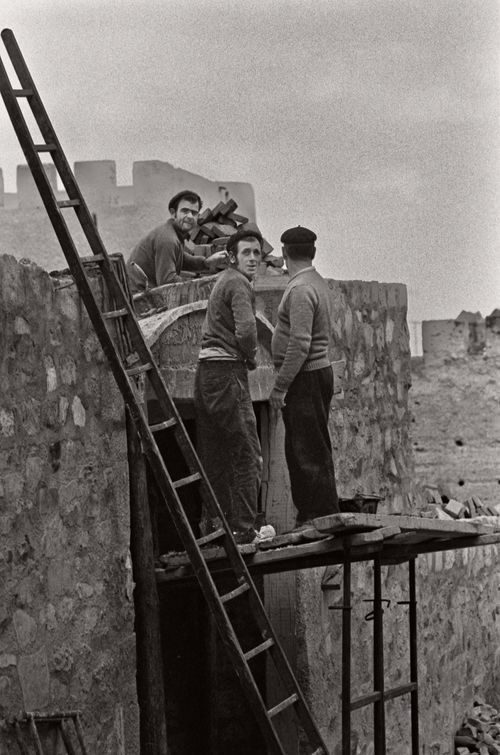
[126, 189, 227, 292]
[194, 226, 275, 545]
[269, 225, 340, 536]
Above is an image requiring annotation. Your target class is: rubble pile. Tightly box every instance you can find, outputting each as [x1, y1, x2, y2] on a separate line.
[187, 197, 283, 269]
[420, 487, 500, 522]
[455, 701, 500, 754]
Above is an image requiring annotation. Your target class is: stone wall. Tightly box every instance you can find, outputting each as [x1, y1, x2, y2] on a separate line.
[0, 256, 139, 753]
[1, 248, 498, 754]
[139, 278, 500, 754]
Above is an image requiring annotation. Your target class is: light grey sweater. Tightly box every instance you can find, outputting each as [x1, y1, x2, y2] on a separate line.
[271, 267, 332, 392]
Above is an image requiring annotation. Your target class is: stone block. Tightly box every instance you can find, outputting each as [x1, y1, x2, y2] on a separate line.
[17, 648, 50, 710]
[444, 499, 466, 519]
[13, 609, 37, 649]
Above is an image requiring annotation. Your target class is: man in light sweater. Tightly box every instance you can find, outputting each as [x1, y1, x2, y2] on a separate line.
[195, 226, 274, 545]
[270, 226, 339, 531]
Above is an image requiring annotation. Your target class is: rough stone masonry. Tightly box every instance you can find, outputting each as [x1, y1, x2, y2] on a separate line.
[0, 253, 499, 754]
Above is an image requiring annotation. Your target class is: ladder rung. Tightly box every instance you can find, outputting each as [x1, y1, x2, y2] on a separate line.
[34, 143, 57, 152]
[58, 199, 81, 208]
[80, 254, 105, 264]
[267, 693, 299, 718]
[172, 472, 202, 489]
[12, 88, 33, 97]
[196, 528, 225, 546]
[244, 637, 274, 660]
[103, 307, 128, 320]
[149, 418, 178, 433]
[126, 362, 152, 377]
[221, 582, 250, 604]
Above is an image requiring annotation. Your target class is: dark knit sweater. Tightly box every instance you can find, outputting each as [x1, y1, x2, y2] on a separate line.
[126, 218, 207, 291]
[271, 267, 332, 392]
[200, 268, 257, 365]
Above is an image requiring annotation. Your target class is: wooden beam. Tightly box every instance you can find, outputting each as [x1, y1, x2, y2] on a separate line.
[126, 410, 168, 755]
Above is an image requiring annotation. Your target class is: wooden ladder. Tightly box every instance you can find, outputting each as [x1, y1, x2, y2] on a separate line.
[0, 28, 329, 755]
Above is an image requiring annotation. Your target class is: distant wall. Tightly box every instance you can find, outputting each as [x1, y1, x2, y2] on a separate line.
[0, 256, 139, 753]
[0, 159, 256, 275]
[411, 311, 500, 508]
[422, 310, 500, 365]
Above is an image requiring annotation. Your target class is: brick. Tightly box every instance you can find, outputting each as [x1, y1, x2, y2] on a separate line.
[443, 499, 465, 518]
[435, 507, 454, 521]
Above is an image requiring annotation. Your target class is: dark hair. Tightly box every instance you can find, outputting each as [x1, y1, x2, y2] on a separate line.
[283, 243, 316, 261]
[227, 227, 263, 256]
[168, 190, 203, 213]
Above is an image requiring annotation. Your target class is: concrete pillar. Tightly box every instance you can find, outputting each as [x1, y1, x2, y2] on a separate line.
[74, 160, 117, 208]
[0, 168, 4, 207]
[17, 163, 57, 209]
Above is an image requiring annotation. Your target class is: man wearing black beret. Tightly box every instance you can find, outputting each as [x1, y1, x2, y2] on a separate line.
[270, 226, 339, 532]
[126, 190, 227, 292]
[195, 226, 274, 545]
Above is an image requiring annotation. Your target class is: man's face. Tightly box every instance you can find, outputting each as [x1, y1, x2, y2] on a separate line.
[170, 199, 200, 234]
[231, 237, 262, 280]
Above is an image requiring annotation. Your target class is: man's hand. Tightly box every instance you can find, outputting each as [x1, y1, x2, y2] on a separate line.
[269, 387, 286, 413]
[205, 250, 228, 270]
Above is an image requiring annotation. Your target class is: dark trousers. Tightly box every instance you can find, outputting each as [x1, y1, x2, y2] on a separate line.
[194, 361, 262, 537]
[282, 366, 339, 524]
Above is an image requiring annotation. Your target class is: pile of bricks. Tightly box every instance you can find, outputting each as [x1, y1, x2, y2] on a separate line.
[455, 701, 500, 753]
[187, 198, 283, 270]
[420, 487, 500, 521]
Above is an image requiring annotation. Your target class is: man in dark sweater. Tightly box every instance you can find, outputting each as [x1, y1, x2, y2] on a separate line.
[126, 190, 227, 292]
[270, 226, 339, 531]
[194, 226, 272, 544]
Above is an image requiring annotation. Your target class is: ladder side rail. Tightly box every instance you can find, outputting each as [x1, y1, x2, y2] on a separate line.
[1, 31, 273, 561]
[0, 31, 331, 754]
[145, 455, 288, 755]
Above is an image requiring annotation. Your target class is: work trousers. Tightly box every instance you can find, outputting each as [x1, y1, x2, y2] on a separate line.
[194, 361, 262, 538]
[282, 366, 339, 524]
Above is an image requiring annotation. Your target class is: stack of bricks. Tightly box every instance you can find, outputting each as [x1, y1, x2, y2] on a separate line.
[420, 487, 500, 521]
[455, 700, 500, 753]
[187, 197, 283, 269]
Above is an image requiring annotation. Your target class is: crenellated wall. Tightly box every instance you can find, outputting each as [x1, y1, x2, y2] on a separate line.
[0, 255, 139, 753]
[0, 159, 256, 279]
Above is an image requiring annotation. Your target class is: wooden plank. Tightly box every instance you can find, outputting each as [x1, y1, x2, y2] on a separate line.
[313, 513, 495, 537]
[159, 542, 256, 569]
[126, 412, 168, 755]
[343, 526, 400, 547]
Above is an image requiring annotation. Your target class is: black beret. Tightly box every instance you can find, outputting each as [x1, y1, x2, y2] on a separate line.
[168, 190, 202, 212]
[280, 226, 317, 246]
[226, 225, 263, 254]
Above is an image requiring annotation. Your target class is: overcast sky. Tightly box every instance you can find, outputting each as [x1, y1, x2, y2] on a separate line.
[1, 0, 499, 323]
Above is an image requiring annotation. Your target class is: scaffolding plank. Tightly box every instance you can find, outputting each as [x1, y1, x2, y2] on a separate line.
[313, 513, 495, 537]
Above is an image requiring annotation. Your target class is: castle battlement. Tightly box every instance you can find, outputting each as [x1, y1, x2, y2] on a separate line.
[422, 309, 500, 364]
[0, 159, 256, 221]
